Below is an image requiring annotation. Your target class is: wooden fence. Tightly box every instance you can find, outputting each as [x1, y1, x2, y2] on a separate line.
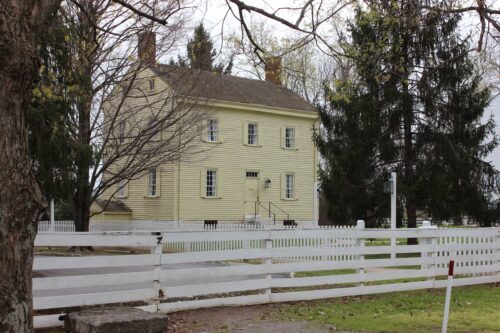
[33, 225, 500, 329]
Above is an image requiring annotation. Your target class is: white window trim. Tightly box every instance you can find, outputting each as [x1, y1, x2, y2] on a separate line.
[284, 173, 296, 200]
[206, 169, 217, 198]
[147, 168, 158, 197]
[116, 178, 127, 198]
[207, 119, 218, 143]
[247, 123, 258, 146]
[285, 127, 295, 149]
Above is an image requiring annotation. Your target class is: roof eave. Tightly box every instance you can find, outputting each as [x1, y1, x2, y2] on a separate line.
[177, 96, 318, 119]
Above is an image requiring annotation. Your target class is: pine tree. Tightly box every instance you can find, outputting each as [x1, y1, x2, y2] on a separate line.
[185, 23, 232, 74]
[317, 0, 499, 229]
[28, 11, 79, 210]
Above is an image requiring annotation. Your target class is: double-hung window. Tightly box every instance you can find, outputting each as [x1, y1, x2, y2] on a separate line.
[117, 178, 126, 197]
[148, 168, 157, 197]
[248, 123, 258, 145]
[118, 120, 126, 143]
[206, 170, 217, 197]
[285, 173, 294, 199]
[207, 119, 218, 142]
[285, 127, 295, 148]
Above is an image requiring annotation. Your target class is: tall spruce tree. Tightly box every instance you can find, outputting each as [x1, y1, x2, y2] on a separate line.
[316, 0, 499, 229]
[28, 11, 79, 213]
[185, 23, 232, 74]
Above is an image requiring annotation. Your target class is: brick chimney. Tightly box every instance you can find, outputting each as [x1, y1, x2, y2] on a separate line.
[138, 31, 156, 64]
[265, 56, 282, 85]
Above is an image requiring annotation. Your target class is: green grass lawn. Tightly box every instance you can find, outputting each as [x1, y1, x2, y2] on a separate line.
[277, 284, 500, 333]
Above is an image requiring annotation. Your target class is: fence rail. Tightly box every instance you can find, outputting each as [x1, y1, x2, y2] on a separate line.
[33, 225, 500, 329]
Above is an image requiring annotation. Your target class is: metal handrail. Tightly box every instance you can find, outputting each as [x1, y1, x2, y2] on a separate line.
[251, 201, 289, 224]
[258, 201, 276, 224]
[269, 201, 290, 220]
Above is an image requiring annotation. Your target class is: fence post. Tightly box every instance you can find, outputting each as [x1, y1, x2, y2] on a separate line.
[262, 231, 273, 298]
[150, 232, 163, 310]
[356, 220, 365, 286]
[419, 221, 437, 284]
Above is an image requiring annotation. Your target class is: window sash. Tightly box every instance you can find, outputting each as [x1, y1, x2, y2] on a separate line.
[208, 119, 218, 142]
[118, 121, 126, 143]
[286, 174, 294, 199]
[117, 179, 126, 197]
[206, 170, 217, 197]
[148, 169, 157, 196]
[285, 128, 295, 148]
[248, 124, 258, 145]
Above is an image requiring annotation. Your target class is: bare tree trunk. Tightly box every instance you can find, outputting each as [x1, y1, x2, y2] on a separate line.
[73, 190, 91, 232]
[0, 2, 58, 331]
[401, 0, 418, 245]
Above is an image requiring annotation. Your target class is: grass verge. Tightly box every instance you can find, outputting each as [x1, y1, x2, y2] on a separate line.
[277, 284, 500, 333]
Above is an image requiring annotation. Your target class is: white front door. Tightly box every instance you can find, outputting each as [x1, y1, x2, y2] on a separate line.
[244, 172, 259, 215]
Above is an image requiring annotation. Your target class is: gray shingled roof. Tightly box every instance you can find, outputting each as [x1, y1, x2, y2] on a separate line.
[150, 64, 315, 113]
[95, 199, 132, 213]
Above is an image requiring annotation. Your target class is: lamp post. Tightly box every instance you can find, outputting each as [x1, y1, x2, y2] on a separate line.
[384, 172, 397, 258]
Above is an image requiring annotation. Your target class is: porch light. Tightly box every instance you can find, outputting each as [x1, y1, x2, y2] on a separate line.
[264, 178, 272, 189]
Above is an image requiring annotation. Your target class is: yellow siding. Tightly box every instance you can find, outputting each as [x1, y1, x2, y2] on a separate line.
[176, 106, 317, 222]
[94, 68, 318, 223]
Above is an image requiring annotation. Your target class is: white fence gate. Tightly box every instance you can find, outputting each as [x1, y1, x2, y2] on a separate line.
[33, 226, 500, 329]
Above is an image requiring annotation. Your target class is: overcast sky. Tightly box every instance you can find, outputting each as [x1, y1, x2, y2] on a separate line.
[182, 1, 500, 171]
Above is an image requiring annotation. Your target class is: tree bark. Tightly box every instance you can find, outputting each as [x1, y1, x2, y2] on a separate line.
[0, 1, 59, 331]
[71, 4, 95, 232]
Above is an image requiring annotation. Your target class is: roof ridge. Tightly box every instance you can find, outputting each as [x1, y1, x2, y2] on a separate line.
[155, 63, 293, 90]
[149, 64, 315, 113]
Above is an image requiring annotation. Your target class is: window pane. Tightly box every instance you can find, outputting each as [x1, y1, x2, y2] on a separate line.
[117, 179, 126, 197]
[148, 169, 156, 196]
[285, 128, 294, 148]
[206, 170, 217, 197]
[208, 119, 218, 142]
[118, 121, 126, 143]
[286, 174, 294, 199]
[248, 124, 257, 145]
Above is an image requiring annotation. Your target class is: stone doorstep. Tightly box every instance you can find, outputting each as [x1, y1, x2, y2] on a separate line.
[64, 307, 168, 333]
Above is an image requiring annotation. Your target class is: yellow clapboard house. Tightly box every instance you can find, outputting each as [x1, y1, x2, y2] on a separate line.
[91, 34, 318, 226]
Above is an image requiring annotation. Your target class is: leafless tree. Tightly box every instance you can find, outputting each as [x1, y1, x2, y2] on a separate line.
[226, 19, 341, 105]
[50, 1, 211, 232]
[0, 1, 201, 331]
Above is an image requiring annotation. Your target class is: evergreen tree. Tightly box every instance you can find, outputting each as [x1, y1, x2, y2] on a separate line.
[317, 0, 499, 229]
[185, 23, 232, 74]
[28, 11, 79, 211]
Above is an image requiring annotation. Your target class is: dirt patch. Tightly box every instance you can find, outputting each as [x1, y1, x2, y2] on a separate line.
[167, 303, 350, 333]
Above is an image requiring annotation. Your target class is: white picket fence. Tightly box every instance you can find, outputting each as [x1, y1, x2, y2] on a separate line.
[40, 220, 356, 233]
[33, 225, 500, 329]
[38, 220, 75, 232]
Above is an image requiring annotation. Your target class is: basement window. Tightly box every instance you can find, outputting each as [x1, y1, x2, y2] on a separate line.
[204, 220, 218, 229]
